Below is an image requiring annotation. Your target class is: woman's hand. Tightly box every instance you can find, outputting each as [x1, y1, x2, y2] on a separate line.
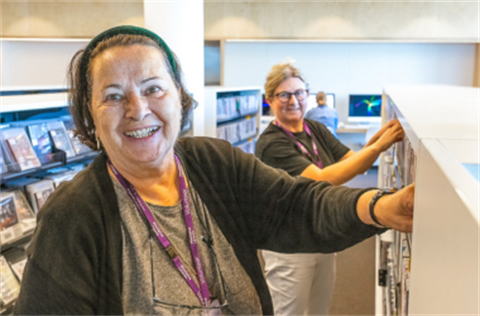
[371, 121, 405, 152]
[375, 184, 414, 232]
[365, 119, 404, 149]
[357, 184, 414, 233]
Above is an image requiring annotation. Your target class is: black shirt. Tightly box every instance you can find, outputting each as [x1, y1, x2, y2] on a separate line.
[255, 119, 350, 177]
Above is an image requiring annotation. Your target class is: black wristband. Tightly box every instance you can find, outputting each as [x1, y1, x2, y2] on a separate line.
[369, 189, 394, 228]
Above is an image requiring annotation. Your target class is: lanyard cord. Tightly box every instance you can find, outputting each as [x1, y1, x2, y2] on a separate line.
[274, 120, 323, 169]
[108, 156, 211, 306]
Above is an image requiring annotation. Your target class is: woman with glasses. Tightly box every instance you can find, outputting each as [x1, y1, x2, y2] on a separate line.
[15, 27, 413, 316]
[255, 61, 404, 316]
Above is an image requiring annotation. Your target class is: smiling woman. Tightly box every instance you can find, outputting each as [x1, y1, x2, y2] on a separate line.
[255, 61, 406, 316]
[14, 26, 414, 316]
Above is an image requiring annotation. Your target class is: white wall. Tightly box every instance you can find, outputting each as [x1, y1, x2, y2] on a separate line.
[143, 1, 205, 136]
[1, 39, 89, 89]
[223, 42, 477, 122]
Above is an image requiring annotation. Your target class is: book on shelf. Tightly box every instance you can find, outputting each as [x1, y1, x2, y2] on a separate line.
[217, 97, 238, 120]
[0, 255, 21, 308]
[238, 95, 258, 115]
[1, 128, 41, 171]
[46, 121, 76, 158]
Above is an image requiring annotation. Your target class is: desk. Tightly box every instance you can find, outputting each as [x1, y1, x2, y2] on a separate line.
[337, 124, 381, 155]
[337, 125, 370, 134]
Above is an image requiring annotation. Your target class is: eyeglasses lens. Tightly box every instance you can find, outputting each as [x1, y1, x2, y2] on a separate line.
[278, 90, 307, 102]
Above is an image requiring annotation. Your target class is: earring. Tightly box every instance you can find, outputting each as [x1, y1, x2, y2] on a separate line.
[96, 137, 101, 150]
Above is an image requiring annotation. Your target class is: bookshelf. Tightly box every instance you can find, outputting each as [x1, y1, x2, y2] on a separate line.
[204, 86, 262, 154]
[0, 88, 96, 313]
[375, 85, 479, 315]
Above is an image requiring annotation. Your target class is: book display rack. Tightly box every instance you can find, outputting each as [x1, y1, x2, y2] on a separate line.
[205, 87, 262, 154]
[0, 89, 98, 314]
[375, 85, 479, 316]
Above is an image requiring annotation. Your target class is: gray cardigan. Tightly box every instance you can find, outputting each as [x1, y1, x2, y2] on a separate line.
[14, 137, 383, 315]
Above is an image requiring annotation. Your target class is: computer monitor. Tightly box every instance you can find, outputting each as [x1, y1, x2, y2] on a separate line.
[305, 93, 335, 113]
[348, 94, 382, 123]
[261, 94, 272, 116]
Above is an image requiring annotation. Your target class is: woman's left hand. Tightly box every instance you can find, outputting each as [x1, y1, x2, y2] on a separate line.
[357, 184, 414, 233]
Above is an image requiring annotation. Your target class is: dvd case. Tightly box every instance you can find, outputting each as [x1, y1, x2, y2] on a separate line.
[25, 179, 55, 214]
[10, 190, 36, 234]
[0, 192, 23, 247]
[27, 123, 53, 164]
[0, 193, 19, 233]
[1, 128, 41, 171]
[0, 255, 21, 307]
[46, 121, 76, 158]
[3, 246, 29, 283]
[63, 119, 92, 155]
[9, 259, 27, 282]
[0, 148, 7, 174]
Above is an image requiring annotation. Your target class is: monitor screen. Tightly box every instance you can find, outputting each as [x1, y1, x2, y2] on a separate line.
[348, 94, 382, 123]
[261, 94, 272, 116]
[305, 93, 335, 113]
[325, 93, 335, 109]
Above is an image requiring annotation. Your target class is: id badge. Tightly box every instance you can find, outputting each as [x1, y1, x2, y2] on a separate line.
[201, 299, 222, 316]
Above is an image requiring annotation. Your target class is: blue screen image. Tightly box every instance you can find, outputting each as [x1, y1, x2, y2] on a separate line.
[349, 95, 382, 117]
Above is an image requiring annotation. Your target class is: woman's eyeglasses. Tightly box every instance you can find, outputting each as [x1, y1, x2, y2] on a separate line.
[149, 236, 230, 313]
[274, 89, 309, 103]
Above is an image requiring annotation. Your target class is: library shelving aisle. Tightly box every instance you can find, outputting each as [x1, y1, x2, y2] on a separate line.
[375, 85, 479, 316]
[204, 86, 262, 154]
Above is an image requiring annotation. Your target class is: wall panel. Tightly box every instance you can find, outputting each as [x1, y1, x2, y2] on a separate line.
[1, 1, 144, 38]
[205, 2, 478, 41]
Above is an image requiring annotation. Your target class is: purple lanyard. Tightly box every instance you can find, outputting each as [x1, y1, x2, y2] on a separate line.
[107, 156, 211, 306]
[275, 120, 323, 169]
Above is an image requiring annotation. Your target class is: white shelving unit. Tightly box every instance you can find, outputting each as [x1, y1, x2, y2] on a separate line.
[375, 85, 479, 315]
[204, 86, 262, 154]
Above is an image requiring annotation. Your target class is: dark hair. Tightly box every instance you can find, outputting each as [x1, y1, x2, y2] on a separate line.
[68, 33, 197, 150]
